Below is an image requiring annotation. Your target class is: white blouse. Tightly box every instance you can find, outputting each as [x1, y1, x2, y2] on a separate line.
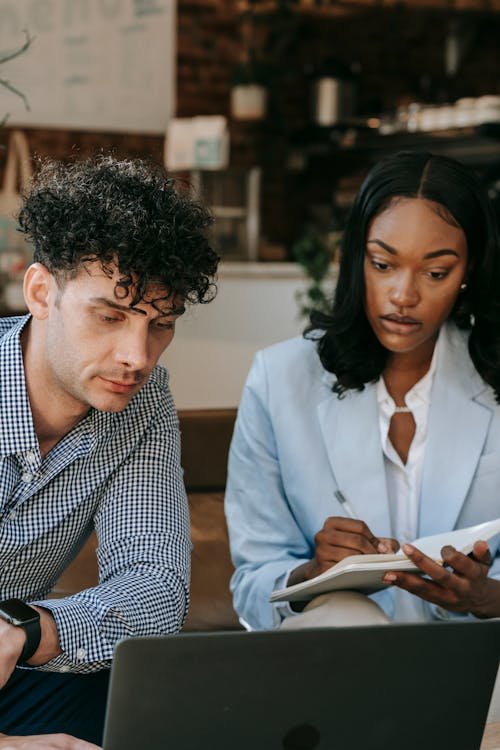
[376, 330, 442, 621]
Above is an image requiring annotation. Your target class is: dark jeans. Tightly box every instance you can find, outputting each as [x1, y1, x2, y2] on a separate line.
[0, 667, 110, 745]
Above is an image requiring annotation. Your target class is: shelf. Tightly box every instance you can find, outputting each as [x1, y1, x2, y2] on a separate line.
[291, 122, 500, 166]
[236, 0, 500, 15]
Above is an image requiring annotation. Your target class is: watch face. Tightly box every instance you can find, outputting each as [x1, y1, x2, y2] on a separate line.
[0, 599, 39, 626]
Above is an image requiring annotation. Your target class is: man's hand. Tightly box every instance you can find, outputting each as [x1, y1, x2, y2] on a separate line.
[0, 619, 26, 689]
[383, 539, 500, 618]
[0, 607, 62, 689]
[0, 733, 100, 749]
[289, 516, 399, 586]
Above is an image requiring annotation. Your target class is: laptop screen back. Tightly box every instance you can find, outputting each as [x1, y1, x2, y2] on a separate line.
[103, 622, 500, 750]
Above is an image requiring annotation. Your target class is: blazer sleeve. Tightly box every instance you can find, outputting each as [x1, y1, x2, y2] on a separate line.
[225, 351, 314, 631]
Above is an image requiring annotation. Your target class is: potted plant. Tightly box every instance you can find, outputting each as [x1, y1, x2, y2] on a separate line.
[230, 56, 270, 121]
[292, 220, 342, 319]
[230, 2, 297, 122]
[230, 0, 271, 123]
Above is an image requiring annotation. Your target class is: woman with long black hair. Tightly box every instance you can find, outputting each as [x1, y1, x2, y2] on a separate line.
[225, 150, 500, 630]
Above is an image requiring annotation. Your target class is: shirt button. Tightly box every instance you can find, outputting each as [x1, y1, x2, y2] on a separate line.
[8, 511, 16, 521]
[76, 648, 87, 660]
[26, 451, 36, 464]
[60, 665, 70, 673]
[21, 472, 33, 483]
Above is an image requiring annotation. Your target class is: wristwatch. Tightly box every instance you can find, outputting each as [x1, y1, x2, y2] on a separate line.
[0, 598, 41, 664]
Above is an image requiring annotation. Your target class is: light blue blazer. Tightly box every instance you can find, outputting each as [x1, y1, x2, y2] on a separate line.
[225, 323, 500, 630]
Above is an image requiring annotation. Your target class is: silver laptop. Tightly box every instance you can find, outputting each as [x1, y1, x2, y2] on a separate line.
[103, 621, 500, 750]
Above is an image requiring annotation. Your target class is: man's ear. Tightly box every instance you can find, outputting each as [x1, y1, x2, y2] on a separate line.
[23, 263, 56, 320]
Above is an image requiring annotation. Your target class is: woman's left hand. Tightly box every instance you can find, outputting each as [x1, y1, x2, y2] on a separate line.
[382, 540, 500, 618]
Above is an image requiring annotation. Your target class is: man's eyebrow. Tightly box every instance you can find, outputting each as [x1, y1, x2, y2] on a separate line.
[91, 297, 147, 315]
[90, 297, 185, 317]
[366, 239, 460, 260]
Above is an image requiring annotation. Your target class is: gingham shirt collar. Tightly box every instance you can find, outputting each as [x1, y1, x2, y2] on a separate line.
[0, 315, 39, 458]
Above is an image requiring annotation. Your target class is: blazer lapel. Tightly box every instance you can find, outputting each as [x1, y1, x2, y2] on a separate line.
[419, 324, 492, 537]
[317, 377, 391, 538]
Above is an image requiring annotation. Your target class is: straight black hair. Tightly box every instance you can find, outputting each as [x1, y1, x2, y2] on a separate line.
[305, 150, 500, 399]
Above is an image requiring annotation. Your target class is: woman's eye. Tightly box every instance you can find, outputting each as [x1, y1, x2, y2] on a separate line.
[428, 270, 449, 280]
[371, 259, 390, 272]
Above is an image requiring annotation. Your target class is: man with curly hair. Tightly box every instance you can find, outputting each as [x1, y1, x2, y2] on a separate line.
[0, 155, 219, 748]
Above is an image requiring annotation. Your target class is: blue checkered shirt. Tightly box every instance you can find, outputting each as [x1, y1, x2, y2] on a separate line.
[0, 316, 190, 673]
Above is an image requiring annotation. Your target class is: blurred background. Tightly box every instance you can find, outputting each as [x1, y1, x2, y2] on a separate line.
[1, 0, 500, 407]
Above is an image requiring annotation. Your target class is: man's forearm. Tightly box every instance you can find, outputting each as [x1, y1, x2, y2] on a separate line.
[0, 732, 101, 748]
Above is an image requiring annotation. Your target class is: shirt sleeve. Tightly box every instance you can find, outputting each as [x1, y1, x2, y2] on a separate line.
[32, 391, 191, 673]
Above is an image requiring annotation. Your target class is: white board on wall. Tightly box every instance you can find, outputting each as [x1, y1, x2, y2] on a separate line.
[0, 0, 176, 133]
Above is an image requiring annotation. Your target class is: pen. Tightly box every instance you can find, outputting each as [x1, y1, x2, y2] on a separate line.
[334, 489, 359, 520]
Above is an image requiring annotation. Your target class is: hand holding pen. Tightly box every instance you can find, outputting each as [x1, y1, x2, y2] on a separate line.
[287, 489, 400, 586]
[333, 488, 399, 553]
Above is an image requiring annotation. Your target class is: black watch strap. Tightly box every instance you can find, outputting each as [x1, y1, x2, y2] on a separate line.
[17, 614, 42, 664]
[0, 598, 41, 665]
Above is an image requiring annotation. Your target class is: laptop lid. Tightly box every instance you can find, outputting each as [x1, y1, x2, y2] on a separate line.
[103, 621, 500, 750]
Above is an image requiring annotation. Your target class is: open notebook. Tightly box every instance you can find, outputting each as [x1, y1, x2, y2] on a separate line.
[271, 517, 500, 602]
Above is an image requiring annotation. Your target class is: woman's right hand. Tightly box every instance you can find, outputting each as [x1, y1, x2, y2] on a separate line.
[289, 516, 399, 586]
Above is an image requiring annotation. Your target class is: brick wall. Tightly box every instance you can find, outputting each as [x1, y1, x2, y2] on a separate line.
[1, 0, 499, 255]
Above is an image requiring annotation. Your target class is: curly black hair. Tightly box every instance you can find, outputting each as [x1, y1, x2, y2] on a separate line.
[305, 150, 500, 400]
[18, 154, 219, 310]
